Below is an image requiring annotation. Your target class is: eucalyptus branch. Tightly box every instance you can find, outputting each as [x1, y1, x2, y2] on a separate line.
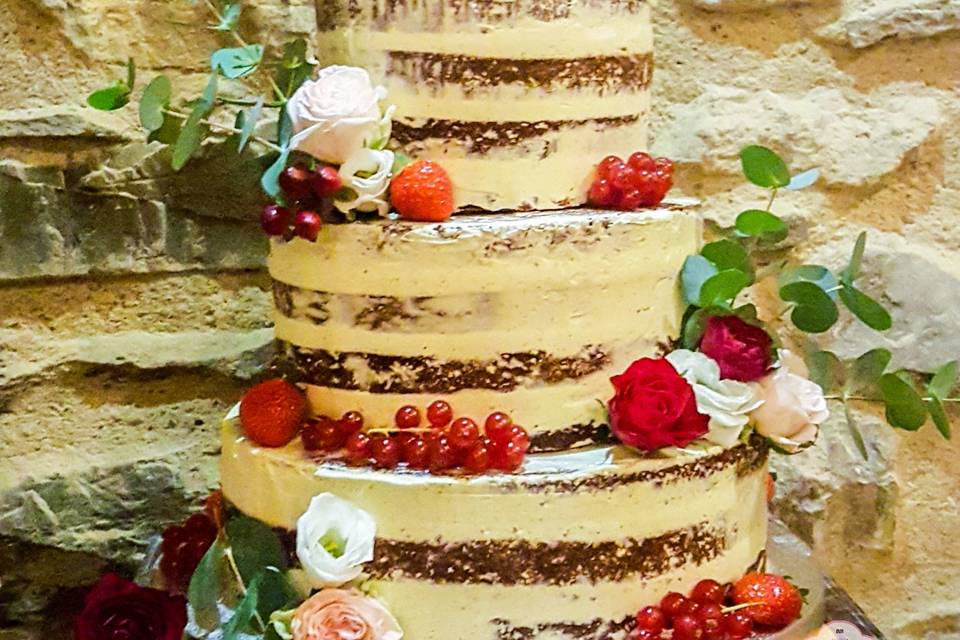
[163, 107, 283, 152]
[218, 96, 283, 108]
[827, 394, 960, 404]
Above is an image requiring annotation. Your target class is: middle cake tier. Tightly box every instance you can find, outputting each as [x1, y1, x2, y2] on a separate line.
[270, 205, 700, 452]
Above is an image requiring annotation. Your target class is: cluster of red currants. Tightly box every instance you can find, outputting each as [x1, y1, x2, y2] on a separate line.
[260, 163, 343, 241]
[159, 512, 218, 594]
[587, 152, 674, 210]
[634, 579, 755, 640]
[301, 401, 531, 474]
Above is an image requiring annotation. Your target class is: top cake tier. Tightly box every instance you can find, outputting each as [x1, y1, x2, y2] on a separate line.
[315, 0, 653, 211]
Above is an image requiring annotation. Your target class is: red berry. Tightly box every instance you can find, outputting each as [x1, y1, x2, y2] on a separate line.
[310, 166, 343, 199]
[428, 435, 457, 471]
[691, 579, 726, 605]
[344, 432, 372, 465]
[449, 417, 480, 449]
[294, 210, 322, 242]
[261, 205, 292, 236]
[390, 160, 455, 222]
[635, 606, 666, 634]
[395, 405, 422, 429]
[612, 165, 639, 192]
[731, 572, 803, 629]
[722, 612, 753, 639]
[462, 443, 491, 474]
[484, 412, 513, 445]
[508, 425, 530, 452]
[619, 188, 644, 210]
[596, 155, 625, 180]
[660, 592, 687, 619]
[628, 152, 657, 172]
[491, 440, 525, 471]
[698, 605, 724, 640]
[301, 416, 345, 452]
[427, 400, 454, 428]
[279, 163, 313, 200]
[654, 156, 674, 174]
[402, 436, 430, 469]
[677, 599, 701, 617]
[588, 178, 617, 208]
[632, 631, 659, 640]
[239, 379, 305, 448]
[338, 411, 364, 437]
[672, 615, 704, 640]
[370, 436, 400, 469]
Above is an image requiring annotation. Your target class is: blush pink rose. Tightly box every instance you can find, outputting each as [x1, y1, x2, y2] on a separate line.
[292, 589, 402, 640]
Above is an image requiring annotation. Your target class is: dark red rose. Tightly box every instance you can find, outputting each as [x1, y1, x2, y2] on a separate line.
[608, 358, 709, 451]
[74, 574, 186, 640]
[698, 315, 774, 382]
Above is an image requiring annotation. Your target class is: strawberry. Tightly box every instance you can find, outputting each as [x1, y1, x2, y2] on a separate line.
[239, 379, 306, 447]
[731, 572, 803, 629]
[389, 160, 455, 222]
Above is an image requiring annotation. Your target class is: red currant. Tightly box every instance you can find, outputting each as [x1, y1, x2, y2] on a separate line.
[612, 165, 639, 192]
[279, 163, 313, 200]
[698, 603, 724, 637]
[344, 432, 372, 465]
[596, 155, 625, 179]
[691, 579, 726, 605]
[426, 400, 453, 428]
[722, 611, 753, 639]
[310, 166, 343, 199]
[402, 436, 430, 469]
[587, 178, 616, 208]
[491, 440, 525, 471]
[449, 417, 480, 449]
[260, 205, 292, 236]
[370, 436, 400, 469]
[395, 405, 422, 429]
[294, 210, 322, 242]
[660, 592, 687, 619]
[619, 188, 644, 210]
[463, 443, 491, 474]
[338, 411, 364, 437]
[654, 156, 674, 174]
[485, 412, 513, 445]
[628, 151, 657, 172]
[677, 599, 701, 617]
[428, 435, 457, 471]
[672, 615, 704, 640]
[635, 606, 666, 634]
[301, 416, 344, 452]
[632, 631, 659, 640]
[508, 425, 530, 452]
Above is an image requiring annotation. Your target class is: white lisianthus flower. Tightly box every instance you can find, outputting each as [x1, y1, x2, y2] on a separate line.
[296, 493, 376, 589]
[287, 66, 389, 164]
[751, 367, 829, 453]
[666, 349, 763, 447]
[334, 148, 395, 217]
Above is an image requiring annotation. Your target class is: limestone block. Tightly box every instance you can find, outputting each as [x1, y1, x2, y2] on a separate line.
[819, 0, 960, 48]
[0, 106, 128, 141]
[658, 85, 942, 187]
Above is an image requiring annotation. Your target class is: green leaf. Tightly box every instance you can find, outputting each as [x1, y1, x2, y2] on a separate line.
[699, 269, 751, 309]
[839, 284, 892, 331]
[843, 403, 869, 460]
[225, 516, 287, 584]
[262, 149, 291, 198]
[807, 350, 843, 394]
[255, 567, 298, 622]
[277, 108, 294, 149]
[201, 73, 219, 106]
[126, 57, 137, 91]
[223, 571, 264, 639]
[274, 38, 316, 98]
[217, 2, 242, 31]
[212, 45, 264, 79]
[786, 168, 820, 191]
[680, 255, 718, 306]
[238, 97, 264, 152]
[740, 145, 791, 189]
[681, 307, 711, 350]
[139, 76, 172, 133]
[87, 83, 131, 111]
[148, 111, 182, 144]
[879, 373, 927, 431]
[172, 103, 208, 171]
[926, 396, 951, 440]
[188, 538, 229, 631]
[391, 152, 413, 175]
[840, 231, 867, 285]
[928, 360, 958, 400]
[846, 348, 892, 394]
[701, 239, 752, 277]
[779, 281, 839, 333]
[735, 209, 788, 243]
[779, 265, 839, 299]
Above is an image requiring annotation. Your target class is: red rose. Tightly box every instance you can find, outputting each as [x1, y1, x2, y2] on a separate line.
[608, 358, 709, 451]
[698, 315, 774, 382]
[74, 574, 186, 640]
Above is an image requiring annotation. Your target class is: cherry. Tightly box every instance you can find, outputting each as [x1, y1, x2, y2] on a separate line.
[402, 436, 430, 469]
[260, 205, 292, 236]
[301, 416, 344, 452]
[338, 411, 364, 438]
[311, 165, 343, 198]
[426, 400, 453, 428]
[672, 615, 704, 640]
[449, 417, 480, 450]
[722, 612, 753, 639]
[463, 443, 491, 474]
[370, 436, 400, 469]
[635, 606, 666, 634]
[344, 432, 372, 465]
[596, 155, 625, 179]
[691, 579, 726, 605]
[660, 592, 687, 620]
[484, 412, 513, 445]
[428, 435, 457, 471]
[628, 152, 657, 172]
[279, 163, 313, 200]
[491, 440, 525, 471]
[294, 210, 322, 242]
[395, 405, 422, 429]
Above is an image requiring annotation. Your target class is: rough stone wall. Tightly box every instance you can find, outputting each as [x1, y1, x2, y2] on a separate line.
[0, 0, 958, 637]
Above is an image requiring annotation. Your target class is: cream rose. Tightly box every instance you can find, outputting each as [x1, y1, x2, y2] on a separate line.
[334, 148, 395, 217]
[271, 590, 403, 640]
[751, 367, 829, 453]
[287, 66, 388, 164]
[296, 493, 376, 589]
[666, 349, 763, 447]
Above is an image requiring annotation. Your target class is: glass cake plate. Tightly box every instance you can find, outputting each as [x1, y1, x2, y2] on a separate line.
[763, 519, 826, 639]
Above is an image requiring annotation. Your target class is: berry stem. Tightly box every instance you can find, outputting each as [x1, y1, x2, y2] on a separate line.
[721, 602, 759, 614]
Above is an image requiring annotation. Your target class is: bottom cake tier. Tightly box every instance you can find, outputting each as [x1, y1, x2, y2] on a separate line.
[220, 410, 769, 640]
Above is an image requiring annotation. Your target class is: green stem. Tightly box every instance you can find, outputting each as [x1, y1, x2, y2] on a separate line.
[765, 188, 778, 212]
[217, 96, 284, 109]
[224, 547, 267, 632]
[163, 108, 283, 152]
[827, 394, 960, 404]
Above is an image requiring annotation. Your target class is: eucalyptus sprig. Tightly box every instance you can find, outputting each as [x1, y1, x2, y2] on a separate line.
[679, 145, 956, 457]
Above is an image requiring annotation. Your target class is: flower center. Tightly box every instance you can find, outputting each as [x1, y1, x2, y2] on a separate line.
[318, 529, 346, 558]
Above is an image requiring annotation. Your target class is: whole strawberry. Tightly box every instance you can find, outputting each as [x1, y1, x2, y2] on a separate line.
[731, 572, 803, 629]
[239, 379, 306, 447]
[389, 159, 455, 222]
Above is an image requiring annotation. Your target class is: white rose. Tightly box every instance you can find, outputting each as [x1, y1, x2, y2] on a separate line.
[296, 493, 376, 589]
[666, 350, 763, 447]
[751, 368, 829, 452]
[334, 148, 395, 217]
[287, 66, 388, 164]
